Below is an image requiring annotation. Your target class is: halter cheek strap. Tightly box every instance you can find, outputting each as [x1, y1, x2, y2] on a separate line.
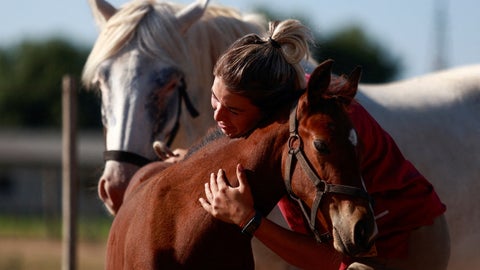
[165, 78, 199, 147]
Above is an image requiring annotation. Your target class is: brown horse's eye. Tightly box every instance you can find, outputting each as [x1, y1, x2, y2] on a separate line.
[313, 140, 330, 155]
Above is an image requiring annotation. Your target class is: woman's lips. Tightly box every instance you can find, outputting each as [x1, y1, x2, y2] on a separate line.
[217, 123, 233, 134]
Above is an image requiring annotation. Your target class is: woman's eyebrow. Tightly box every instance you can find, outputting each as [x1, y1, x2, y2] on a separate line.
[211, 90, 245, 113]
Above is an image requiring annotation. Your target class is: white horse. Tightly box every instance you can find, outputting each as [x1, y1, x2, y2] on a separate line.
[83, 0, 266, 214]
[357, 65, 480, 270]
[83, 0, 480, 269]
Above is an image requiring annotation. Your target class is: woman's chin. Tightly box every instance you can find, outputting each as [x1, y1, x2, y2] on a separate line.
[219, 126, 236, 137]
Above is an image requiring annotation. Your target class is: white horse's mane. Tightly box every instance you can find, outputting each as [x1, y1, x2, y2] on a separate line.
[82, 0, 266, 89]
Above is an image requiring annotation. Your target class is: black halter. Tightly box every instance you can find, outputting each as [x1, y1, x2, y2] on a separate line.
[283, 99, 371, 243]
[103, 79, 199, 166]
[164, 78, 199, 147]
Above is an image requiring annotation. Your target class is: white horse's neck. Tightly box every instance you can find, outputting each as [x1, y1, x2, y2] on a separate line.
[358, 64, 480, 109]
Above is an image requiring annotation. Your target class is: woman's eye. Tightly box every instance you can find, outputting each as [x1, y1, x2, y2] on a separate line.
[229, 108, 239, 115]
[313, 140, 330, 154]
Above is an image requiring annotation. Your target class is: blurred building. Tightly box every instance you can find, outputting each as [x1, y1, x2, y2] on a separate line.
[0, 129, 107, 217]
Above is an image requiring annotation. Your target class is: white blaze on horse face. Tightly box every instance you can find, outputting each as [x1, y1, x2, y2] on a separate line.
[349, 129, 358, 147]
[99, 48, 180, 160]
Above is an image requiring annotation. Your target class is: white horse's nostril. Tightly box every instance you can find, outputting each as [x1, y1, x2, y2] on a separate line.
[98, 177, 117, 215]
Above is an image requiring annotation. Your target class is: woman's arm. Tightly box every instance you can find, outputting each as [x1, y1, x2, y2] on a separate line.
[198, 164, 342, 270]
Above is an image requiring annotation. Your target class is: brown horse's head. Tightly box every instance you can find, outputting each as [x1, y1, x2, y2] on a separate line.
[285, 60, 377, 257]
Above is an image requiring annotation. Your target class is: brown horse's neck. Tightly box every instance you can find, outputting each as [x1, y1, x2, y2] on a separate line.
[173, 118, 290, 215]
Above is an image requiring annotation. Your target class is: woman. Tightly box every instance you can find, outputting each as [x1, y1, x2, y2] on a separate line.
[197, 19, 450, 270]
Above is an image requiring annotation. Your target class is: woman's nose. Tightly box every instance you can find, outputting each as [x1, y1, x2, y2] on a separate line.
[213, 105, 226, 122]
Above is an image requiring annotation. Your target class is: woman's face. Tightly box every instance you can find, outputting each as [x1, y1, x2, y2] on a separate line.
[211, 76, 262, 138]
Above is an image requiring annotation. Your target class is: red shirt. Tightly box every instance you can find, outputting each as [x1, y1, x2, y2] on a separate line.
[277, 100, 446, 260]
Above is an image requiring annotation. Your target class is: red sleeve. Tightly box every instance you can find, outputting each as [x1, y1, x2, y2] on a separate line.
[347, 100, 446, 258]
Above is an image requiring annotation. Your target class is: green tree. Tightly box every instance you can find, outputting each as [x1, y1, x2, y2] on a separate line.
[0, 38, 101, 129]
[314, 26, 402, 83]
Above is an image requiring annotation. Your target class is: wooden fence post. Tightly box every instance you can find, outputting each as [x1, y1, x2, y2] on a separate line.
[62, 75, 78, 270]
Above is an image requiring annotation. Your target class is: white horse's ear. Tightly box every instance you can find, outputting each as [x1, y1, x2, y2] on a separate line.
[88, 0, 117, 29]
[176, 0, 210, 33]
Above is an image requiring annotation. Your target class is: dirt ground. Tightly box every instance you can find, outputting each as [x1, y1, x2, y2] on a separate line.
[0, 237, 106, 270]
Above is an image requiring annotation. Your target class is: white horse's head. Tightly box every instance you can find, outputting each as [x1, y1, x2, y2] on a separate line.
[83, 0, 265, 214]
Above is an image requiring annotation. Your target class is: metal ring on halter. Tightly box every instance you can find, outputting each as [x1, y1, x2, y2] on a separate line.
[288, 133, 302, 152]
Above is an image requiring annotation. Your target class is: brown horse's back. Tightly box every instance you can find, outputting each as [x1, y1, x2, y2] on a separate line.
[106, 150, 256, 269]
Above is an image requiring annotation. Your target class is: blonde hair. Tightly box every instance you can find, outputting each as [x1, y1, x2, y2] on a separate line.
[213, 19, 313, 113]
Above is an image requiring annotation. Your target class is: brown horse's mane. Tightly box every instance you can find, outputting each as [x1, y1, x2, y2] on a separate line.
[184, 127, 226, 159]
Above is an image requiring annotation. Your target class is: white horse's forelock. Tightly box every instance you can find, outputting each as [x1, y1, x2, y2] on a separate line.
[82, 0, 266, 90]
[82, 1, 191, 89]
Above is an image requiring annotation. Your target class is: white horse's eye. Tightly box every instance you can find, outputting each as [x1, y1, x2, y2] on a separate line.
[349, 129, 358, 146]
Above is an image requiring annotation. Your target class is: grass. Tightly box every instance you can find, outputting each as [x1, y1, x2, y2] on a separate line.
[0, 214, 111, 241]
[0, 215, 111, 270]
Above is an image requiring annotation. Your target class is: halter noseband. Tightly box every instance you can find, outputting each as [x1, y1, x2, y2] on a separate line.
[283, 98, 371, 243]
[104, 79, 199, 166]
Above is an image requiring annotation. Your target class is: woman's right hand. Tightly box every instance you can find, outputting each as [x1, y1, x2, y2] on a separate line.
[199, 165, 342, 269]
[199, 164, 255, 227]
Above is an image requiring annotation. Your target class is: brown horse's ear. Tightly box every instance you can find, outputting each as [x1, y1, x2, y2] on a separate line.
[307, 59, 334, 103]
[348, 66, 362, 89]
[340, 66, 362, 105]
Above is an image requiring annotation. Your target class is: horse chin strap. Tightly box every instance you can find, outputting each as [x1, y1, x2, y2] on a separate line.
[283, 99, 371, 243]
[103, 79, 200, 167]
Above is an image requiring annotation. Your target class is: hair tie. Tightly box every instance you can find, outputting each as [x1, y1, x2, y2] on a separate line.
[268, 37, 281, 49]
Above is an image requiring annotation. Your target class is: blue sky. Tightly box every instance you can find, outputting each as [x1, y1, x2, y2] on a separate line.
[1, 0, 478, 79]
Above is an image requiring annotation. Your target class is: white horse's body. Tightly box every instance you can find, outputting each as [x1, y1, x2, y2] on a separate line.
[85, 0, 479, 269]
[357, 66, 480, 270]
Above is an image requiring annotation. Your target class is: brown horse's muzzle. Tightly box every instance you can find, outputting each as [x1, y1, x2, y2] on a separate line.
[330, 199, 377, 257]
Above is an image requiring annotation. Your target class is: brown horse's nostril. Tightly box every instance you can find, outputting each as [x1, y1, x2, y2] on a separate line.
[354, 219, 374, 252]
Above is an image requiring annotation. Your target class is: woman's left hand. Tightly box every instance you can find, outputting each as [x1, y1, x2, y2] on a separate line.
[199, 164, 255, 227]
[153, 141, 187, 162]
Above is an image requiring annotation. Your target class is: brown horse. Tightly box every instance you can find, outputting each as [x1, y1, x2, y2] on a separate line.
[106, 61, 377, 269]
